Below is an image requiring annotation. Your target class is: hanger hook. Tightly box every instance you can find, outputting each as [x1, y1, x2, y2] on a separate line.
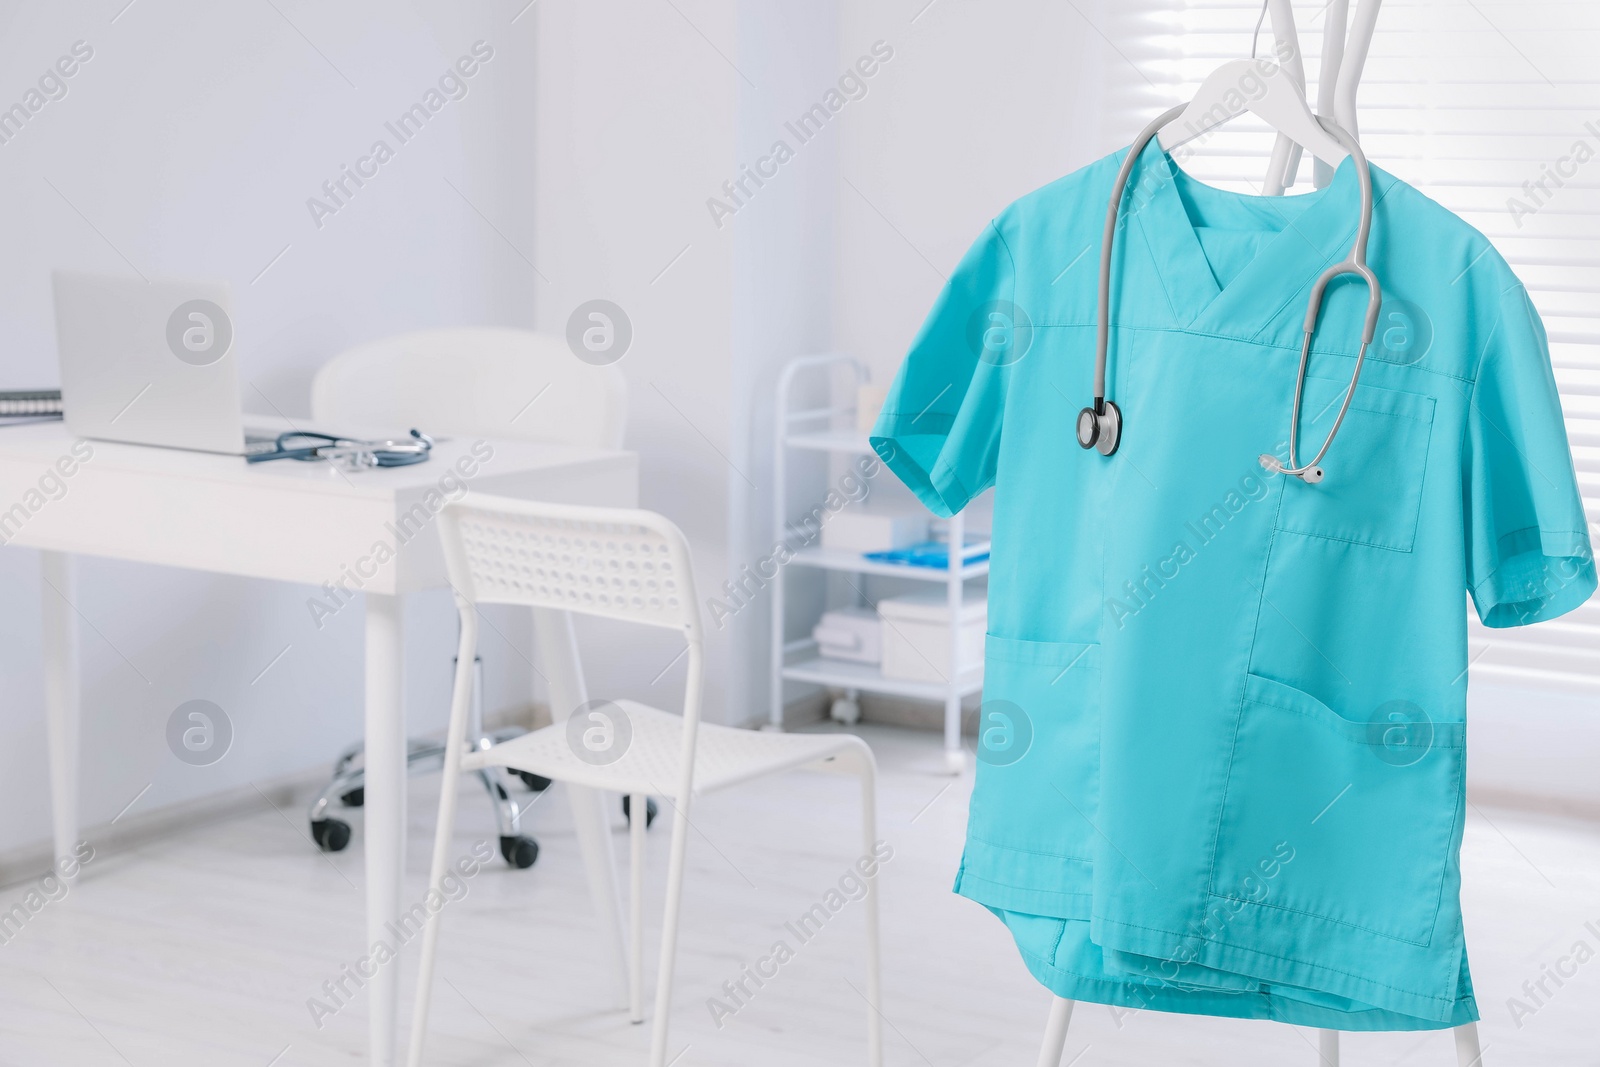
[1250, 0, 1271, 58]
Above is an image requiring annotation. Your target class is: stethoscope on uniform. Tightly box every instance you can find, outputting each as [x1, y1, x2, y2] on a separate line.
[247, 428, 435, 470]
[1075, 106, 1383, 485]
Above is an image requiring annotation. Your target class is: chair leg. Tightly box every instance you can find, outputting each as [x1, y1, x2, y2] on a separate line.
[404, 612, 479, 1067]
[858, 755, 884, 1067]
[629, 791, 646, 1025]
[1455, 1022, 1484, 1067]
[532, 606, 631, 1007]
[647, 793, 694, 1067]
[1036, 997, 1075, 1067]
[1318, 1029, 1340, 1065]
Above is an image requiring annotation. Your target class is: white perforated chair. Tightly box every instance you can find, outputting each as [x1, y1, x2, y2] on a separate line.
[407, 494, 884, 1067]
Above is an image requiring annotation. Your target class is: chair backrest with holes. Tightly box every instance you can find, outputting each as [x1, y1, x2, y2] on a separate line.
[441, 495, 706, 798]
[439, 494, 700, 638]
[311, 328, 627, 449]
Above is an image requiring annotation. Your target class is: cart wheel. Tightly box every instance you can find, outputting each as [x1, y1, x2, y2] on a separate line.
[830, 697, 861, 726]
[312, 818, 352, 852]
[515, 770, 552, 792]
[499, 834, 540, 869]
[622, 795, 658, 828]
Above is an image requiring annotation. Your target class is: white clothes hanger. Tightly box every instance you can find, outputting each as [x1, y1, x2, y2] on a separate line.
[1333, 0, 1382, 138]
[1156, 57, 1350, 169]
[1312, 0, 1350, 187]
[1275, 0, 1384, 191]
[1260, 0, 1311, 193]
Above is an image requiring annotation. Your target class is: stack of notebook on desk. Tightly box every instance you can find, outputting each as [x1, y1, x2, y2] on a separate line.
[0, 390, 63, 424]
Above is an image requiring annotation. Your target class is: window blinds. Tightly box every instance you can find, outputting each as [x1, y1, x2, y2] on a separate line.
[1124, 0, 1600, 693]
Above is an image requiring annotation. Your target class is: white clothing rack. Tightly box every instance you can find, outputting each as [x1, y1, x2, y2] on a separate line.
[1037, 998, 1485, 1067]
[1039, 4, 1487, 1063]
[1261, 0, 1383, 193]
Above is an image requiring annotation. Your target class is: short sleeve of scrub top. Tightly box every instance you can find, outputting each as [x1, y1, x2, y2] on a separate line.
[1464, 278, 1597, 626]
[871, 222, 1013, 518]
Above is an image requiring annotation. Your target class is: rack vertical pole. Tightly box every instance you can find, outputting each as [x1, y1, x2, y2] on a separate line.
[944, 508, 966, 774]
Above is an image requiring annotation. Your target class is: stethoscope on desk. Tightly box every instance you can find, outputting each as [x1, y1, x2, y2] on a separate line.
[1075, 107, 1382, 485]
[247, 428, 435, 470]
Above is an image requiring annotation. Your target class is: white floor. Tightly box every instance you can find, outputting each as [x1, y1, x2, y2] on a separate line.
[1, 723, 1598, 1066]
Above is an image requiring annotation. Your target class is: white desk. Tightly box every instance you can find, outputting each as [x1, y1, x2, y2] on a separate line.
[0, 421, 638, 1066]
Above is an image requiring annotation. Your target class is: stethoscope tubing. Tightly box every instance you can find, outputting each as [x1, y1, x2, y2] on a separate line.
[247, 428, 435, 467]
[1095, 103, 1187, 410]
[1089, 110, 1383, 483]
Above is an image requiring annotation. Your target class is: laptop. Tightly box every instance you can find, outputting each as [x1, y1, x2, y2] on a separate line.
[52, 271, 279, 456]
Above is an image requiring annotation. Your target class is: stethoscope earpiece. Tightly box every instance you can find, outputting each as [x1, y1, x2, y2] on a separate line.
[1259, 453, 1325, 483]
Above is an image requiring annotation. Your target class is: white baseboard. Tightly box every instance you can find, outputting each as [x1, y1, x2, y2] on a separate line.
[0, 767, 318, 890]
[858, 691, 981, 735]
[0, 704, 545, 889]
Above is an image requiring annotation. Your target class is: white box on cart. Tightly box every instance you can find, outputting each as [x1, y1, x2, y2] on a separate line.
[877, 592, 986, 683]
[820, 510, 929, 554]
[812, 607, 882, 664]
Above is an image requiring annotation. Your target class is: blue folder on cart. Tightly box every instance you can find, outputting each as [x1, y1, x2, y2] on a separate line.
[862, 539, 990, 569]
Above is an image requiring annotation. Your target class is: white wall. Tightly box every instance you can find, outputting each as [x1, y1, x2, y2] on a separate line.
[529, 0, 740, 722]
[5, 0, 1584, 860]
[1, 0, 838, 861]
[723, 1, 843, 723]
[0, 0, 542, 856]
[834, 0, 1123, 390]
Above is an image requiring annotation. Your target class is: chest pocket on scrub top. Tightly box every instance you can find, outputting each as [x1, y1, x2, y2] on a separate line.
[1274, 379, 1435, 552]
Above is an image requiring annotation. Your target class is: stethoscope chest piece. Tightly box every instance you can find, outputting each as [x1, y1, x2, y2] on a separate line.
[1076, 400, 1122, 456]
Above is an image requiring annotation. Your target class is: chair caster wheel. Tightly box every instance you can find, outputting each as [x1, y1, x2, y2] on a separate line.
[515, 770, 551, 792]
[499, 834, 540, 869]
[830, 697, 861, 725]
[340, 787, 364, 807]
[312, 819, 352, 852]
[622, 795, 658, 828]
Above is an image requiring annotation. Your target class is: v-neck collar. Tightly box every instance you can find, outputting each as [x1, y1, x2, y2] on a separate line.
[1127, 141, 1361, 342]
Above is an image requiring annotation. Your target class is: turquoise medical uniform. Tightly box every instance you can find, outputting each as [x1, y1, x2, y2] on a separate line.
[871, 142, 1596, 1029]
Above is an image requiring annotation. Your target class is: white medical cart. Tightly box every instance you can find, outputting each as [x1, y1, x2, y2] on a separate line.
[768, 354, 987, 774]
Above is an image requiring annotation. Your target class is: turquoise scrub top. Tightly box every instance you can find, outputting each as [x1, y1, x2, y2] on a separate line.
[871, 142, 1596, 1030]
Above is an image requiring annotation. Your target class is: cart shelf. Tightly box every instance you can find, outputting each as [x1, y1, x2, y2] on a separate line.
[781, 656, 984, 702]
[769, 354, 983, 775]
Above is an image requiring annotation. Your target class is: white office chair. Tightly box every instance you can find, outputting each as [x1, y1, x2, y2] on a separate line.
[309, 326, 626, 449]
[304, 328, 630, 865]
[407, 495, 884, 1067]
